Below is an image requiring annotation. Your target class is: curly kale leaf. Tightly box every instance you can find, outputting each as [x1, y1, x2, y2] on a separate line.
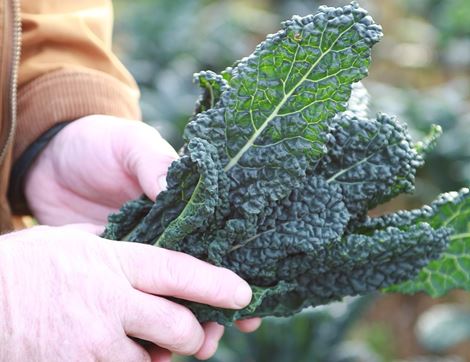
[315, 113, 424, 223]
[175, 179, 449, 325]
[208, 178, 350, 285]
[156, 2, 383, 257]
[186, 219, 449, 325]
[185, 3, 383, 216]
[366, 188, 470, 296]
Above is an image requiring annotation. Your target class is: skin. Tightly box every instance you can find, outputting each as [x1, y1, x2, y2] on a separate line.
[0, 115, 260, 361]
[0, 225, 254, 361]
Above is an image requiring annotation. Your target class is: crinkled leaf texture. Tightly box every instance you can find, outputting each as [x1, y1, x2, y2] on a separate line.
[181, 113, 449, 324]
[184, 1, 382, 217]
[315, 113, 425, 224]
[103, 3, 461, 326]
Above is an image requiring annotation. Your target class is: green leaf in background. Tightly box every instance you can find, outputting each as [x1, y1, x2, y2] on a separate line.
[375, 188, 470, 296]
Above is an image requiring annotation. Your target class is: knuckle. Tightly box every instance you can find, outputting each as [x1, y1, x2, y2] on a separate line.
[167, 307, 202, 354]
[161, 255, 192, 293]
[204, 275, 226, 303]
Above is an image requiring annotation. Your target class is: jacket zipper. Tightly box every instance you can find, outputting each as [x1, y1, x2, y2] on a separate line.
[0, 0, 21, 164]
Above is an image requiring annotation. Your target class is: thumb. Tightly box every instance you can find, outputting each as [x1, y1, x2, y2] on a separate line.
[135, 155, 175, 201]
[130, 132, 178, 201]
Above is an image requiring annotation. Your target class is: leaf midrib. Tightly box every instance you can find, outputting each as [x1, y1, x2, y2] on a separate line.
[224, 21, 356, 172]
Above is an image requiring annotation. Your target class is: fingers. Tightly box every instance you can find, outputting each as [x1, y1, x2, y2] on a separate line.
[121, 289, 205, 355]
[114, 242, 252, 309]
[194, 322, 225, 360]
[235, 318, 262, 333]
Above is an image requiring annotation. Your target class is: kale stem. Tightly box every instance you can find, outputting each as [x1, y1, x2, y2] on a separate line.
[153, 174, 205, 247]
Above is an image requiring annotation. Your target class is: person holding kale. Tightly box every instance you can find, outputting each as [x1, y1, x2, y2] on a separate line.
[0, 1, 260, 361]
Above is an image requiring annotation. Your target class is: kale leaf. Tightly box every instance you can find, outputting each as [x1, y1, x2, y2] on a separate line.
[185, 1, 382, 217]
[315, 112, 424, 224]
[104, 2, 469, 325]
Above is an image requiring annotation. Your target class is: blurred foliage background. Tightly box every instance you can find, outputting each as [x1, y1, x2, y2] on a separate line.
[112, 0, 470, 361]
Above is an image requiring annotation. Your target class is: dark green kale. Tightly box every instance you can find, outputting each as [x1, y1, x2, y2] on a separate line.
[104, 2, 469, 325]
[315, 113, 424, 224]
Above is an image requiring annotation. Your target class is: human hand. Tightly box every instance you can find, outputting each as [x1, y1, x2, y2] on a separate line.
[24, 115, 178, 226]
[0, 225, 256, 361]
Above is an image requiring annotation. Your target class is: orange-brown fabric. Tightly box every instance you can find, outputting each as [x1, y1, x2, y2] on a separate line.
[0, 0, 141, 231]
[16, 0, 141, 160]
[14, 67, 140, 160]
[20, 1, 132, 86]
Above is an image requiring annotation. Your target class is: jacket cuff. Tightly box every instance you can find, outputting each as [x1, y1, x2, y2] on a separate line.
[8, 121, 72, 215]
[14, 67, 141, 161]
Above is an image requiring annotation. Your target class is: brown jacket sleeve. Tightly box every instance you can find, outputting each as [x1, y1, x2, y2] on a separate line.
[14, 0, 141, 160]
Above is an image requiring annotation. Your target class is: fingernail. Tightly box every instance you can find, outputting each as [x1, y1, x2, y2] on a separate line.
[235, 282, 252, 308]
[158, 175, 168, 191]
